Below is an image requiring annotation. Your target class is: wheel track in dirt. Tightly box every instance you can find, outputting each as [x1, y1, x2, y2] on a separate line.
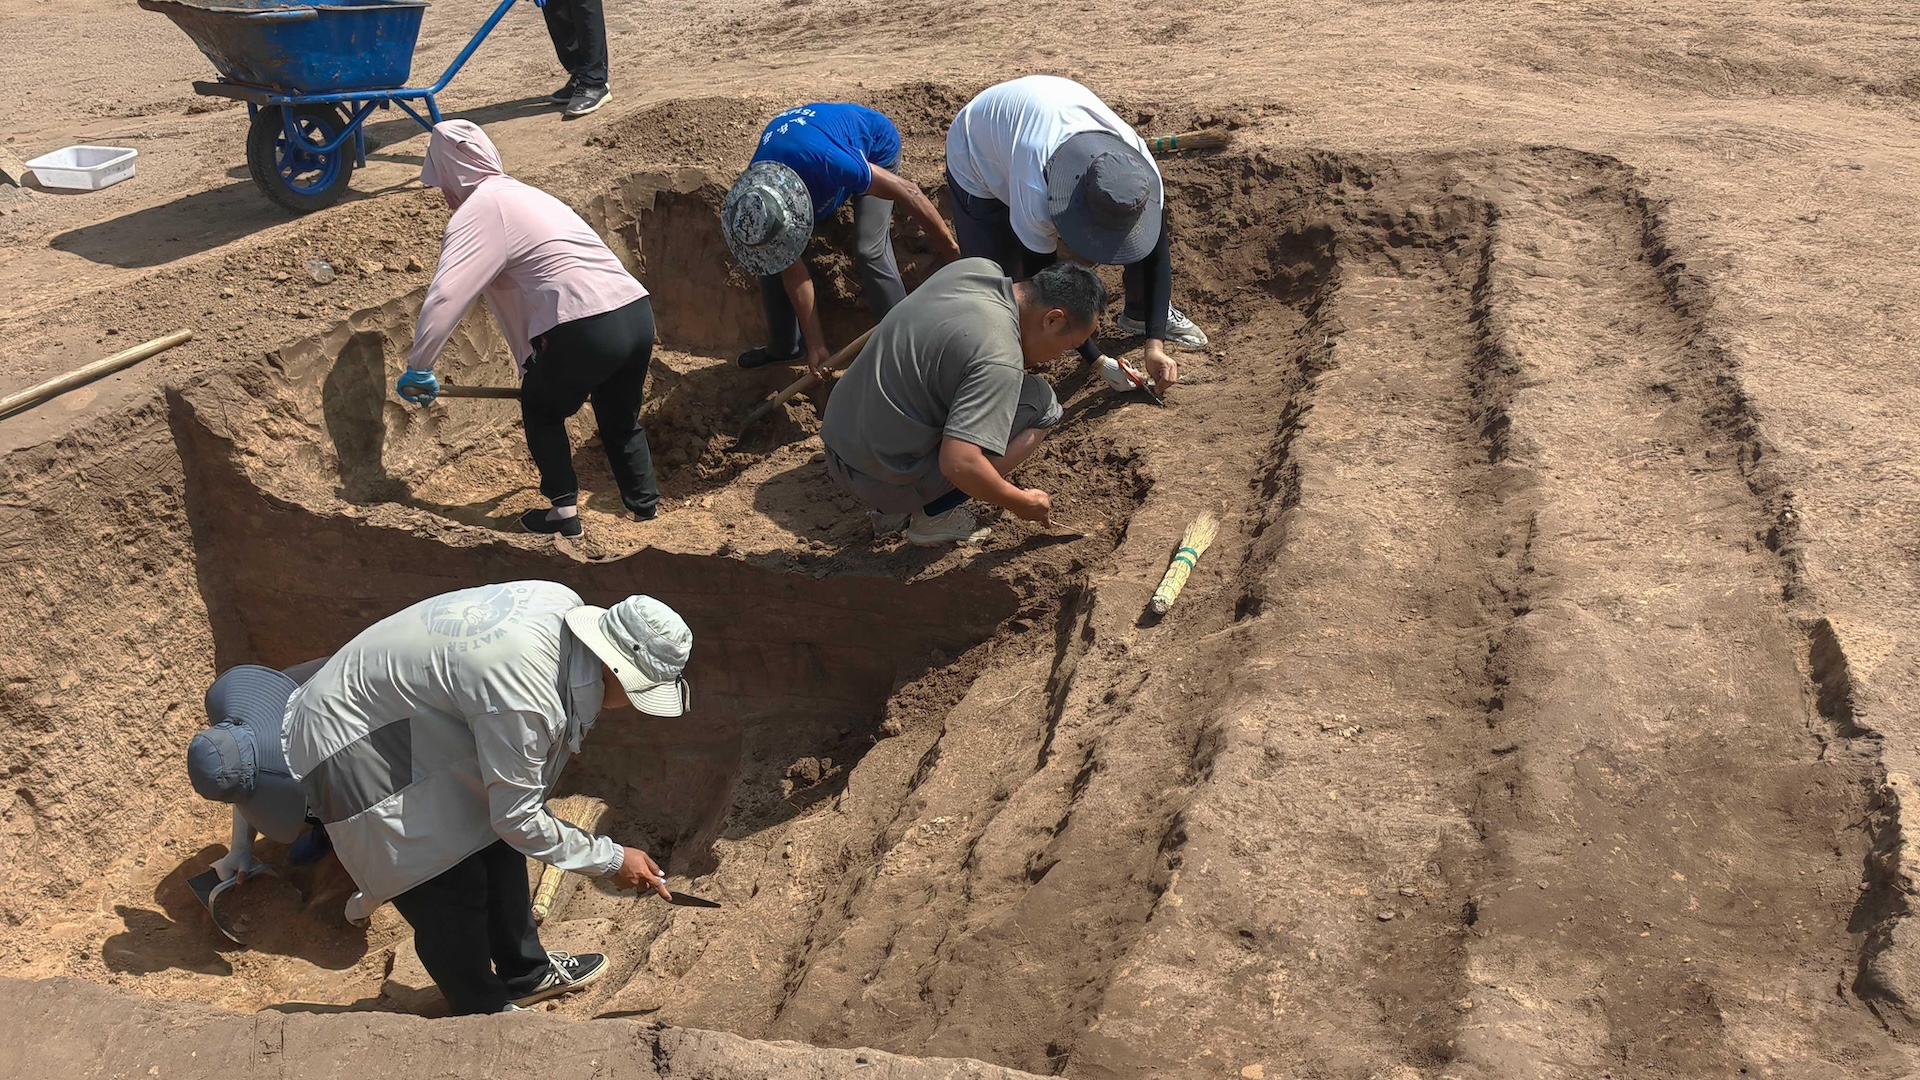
[1451, 150, 1910, 1077]
[1066, 164, 1523, 1078]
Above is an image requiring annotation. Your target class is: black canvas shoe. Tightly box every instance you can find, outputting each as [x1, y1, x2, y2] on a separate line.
[510, 952, 608, 1007]
[562, 85, 610, 119]
[736, 345, 803, 370]
[520, 508, 583, 537]
[548, 77, 578, 103]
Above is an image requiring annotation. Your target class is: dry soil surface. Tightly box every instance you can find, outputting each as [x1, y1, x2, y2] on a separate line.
[4, 1, 1920, 1079]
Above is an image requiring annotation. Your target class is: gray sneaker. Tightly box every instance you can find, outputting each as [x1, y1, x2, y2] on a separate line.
[1115, 306, 1208, 348]
[868, 510, 909, 538]
[906, 506, 990, 546]
[510, 951, 608, 1006]
[562, 85, 611, 120]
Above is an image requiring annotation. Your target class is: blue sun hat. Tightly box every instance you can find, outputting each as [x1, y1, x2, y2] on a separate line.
[186, 665, 308, 844]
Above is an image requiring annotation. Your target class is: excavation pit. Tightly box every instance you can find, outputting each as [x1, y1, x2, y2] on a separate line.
[0, 121, 1899, 1078]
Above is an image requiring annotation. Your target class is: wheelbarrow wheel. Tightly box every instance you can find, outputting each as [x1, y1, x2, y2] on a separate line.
[247, 104, 356, 213]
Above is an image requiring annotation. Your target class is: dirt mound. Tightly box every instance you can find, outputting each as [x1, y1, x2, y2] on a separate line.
[0, 89, 1909, 1079]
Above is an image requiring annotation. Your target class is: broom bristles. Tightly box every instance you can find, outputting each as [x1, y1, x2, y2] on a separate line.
[1150, 513, 1220, 615]
[531, 795, 609, 924]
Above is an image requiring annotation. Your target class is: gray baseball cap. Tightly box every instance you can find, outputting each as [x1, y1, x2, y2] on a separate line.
[187, 665, 308, 844]
[1045, 131, 1163, 265]
[722, 161, 814, 277]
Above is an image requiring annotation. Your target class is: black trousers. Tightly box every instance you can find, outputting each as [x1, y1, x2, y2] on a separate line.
[520, 297, 659, 519]
[390, 839, 551, 1016]
[542, 0, 608, 89]
[945, 167, 1173, 363]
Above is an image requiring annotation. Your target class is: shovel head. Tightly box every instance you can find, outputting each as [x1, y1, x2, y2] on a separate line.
[187, 869, 246, 944]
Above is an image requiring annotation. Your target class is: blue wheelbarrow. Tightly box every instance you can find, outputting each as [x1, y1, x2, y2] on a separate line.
[140, 0, 543, 212]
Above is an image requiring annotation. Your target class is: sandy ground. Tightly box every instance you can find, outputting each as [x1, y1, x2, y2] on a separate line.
[4, 0, 1920, 1077]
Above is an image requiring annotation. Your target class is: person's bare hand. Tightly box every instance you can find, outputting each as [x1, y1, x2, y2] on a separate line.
[1143, 343, 1179, 394]
[1011, 488, 1053, 523]
[806, 343, 833, 382]
[610, 845, 671, 899]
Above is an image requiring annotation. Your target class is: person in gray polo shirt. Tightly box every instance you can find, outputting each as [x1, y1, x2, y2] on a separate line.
[821, 258, 1104, 545]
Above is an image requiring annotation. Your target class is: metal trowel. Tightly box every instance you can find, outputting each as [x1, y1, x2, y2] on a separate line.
[187, 863, 279, 944]
[663, 890, 721, 909]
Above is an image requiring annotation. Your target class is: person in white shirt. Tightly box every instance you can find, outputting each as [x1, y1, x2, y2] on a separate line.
[945, 75, 1208, 396]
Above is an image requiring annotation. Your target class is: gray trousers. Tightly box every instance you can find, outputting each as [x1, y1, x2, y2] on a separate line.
[757, 192, 907, 358]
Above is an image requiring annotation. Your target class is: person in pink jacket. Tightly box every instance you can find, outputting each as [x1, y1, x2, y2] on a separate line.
[397, 120, 658, 537]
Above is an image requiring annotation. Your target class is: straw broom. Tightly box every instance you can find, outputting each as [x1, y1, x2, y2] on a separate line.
[1150, 513, 1219, 615]
[530, 794, 609, 924]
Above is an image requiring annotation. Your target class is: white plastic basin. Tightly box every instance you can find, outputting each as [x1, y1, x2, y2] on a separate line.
[25, 146, 138, 191]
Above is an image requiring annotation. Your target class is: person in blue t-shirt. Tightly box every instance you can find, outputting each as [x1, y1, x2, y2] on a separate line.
[722, 103, 961, 376]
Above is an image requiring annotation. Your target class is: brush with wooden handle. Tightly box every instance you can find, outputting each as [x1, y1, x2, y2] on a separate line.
[530, 794, 609, 924]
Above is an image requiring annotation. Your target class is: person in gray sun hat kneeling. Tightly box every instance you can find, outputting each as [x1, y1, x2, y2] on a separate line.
[723, 103, 962, 377]
[946, 75, 1208, 397]
[821, 258, 1104, 545]
[187, 663, 333, 886]
[282, 581, 693, 1015]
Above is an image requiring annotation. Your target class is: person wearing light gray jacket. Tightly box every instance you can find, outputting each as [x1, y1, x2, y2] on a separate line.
[282, 580, 693, 1015]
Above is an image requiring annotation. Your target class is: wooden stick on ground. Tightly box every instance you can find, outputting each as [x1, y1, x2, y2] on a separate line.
[0, 328, 193, 418]
[735, 327, 876, 436]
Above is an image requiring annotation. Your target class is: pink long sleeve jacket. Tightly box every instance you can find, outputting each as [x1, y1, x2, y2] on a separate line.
[408, 120, 647, 374]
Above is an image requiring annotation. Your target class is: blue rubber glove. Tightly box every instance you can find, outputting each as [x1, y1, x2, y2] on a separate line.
[396, 368, 440, 405]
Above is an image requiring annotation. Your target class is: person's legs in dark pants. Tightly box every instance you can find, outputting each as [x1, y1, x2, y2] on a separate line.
[754, 272, 805, 362]
[520, 298, 660, 526]
[850, 192, 907, 320]
[479, 839, 552, 998]
[391, 842, 550, 1015]
[517, 299, 661, 530]
[519, 353, 592, 528]
[542, 0, 608, 88]
[586, 301, 661, 520]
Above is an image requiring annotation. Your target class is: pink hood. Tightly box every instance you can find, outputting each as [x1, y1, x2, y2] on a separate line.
[420, 119, 505, 209]
[405, 120, 648, 375]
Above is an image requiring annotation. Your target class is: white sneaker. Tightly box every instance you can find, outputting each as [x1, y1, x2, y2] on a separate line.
[868, 510, 909, 538]
[906, 506, 991, 546]
[1115, 306, 1208, 348]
